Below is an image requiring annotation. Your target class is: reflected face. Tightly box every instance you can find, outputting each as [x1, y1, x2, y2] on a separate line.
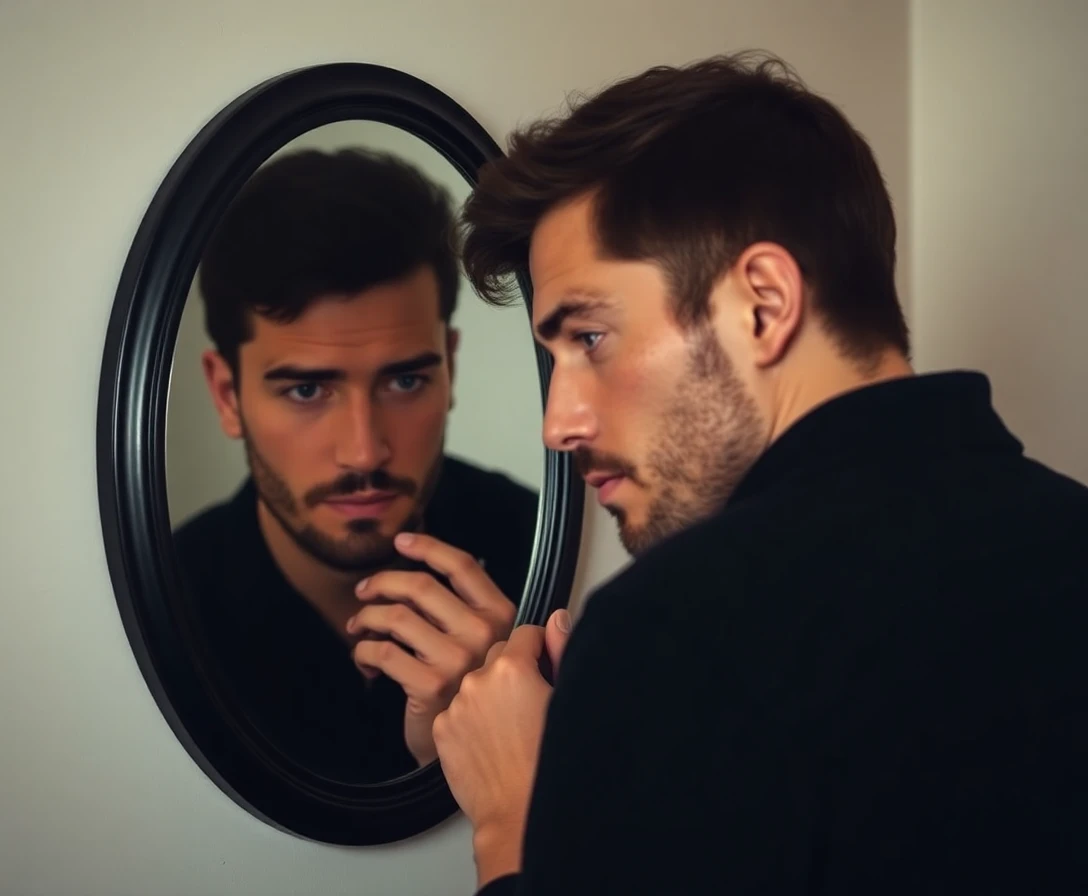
[204, 265, 455, 571]
[529, 196, 767, 556]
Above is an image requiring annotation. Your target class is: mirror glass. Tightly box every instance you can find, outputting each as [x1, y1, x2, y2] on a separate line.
[163, 119, 542, 786]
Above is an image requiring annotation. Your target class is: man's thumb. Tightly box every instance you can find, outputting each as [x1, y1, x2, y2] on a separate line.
[545, 608, 573, 679]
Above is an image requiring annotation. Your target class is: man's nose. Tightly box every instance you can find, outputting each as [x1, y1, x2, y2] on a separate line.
[542, 371, 598, 452]
[334, 398, 391, 470]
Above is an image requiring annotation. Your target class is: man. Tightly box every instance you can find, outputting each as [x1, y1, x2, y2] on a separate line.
[415, 53, 1088, 893]
[172, 147, 539, 783]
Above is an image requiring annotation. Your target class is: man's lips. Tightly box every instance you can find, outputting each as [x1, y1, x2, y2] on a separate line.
[324, 492, 397, 518]
[584, 472, 625, 505]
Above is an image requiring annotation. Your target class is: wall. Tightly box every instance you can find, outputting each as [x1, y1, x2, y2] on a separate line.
[165, 119, 543, 527]
[910, 0, 1088, 484]
[0, 2, 907, 894]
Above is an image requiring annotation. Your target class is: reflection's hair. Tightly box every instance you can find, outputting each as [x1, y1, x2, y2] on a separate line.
[459, 51, 910, 364]
[199, 147, 460, 372]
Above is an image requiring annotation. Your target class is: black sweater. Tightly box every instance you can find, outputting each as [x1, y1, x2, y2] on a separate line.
[482, 371, 1088, 895]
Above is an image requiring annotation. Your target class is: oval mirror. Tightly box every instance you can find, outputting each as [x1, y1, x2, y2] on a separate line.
[97, 62, 584, 845]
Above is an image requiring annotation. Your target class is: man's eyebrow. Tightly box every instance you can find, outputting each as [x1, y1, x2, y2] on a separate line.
[263, 365, 345, 382]
[535, 294, 613, 341]
[377, 352, 443, 377]
[262, 352, 442, 383]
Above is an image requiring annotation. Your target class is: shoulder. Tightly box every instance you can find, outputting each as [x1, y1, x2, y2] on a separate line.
[440, 454, 539, 506]
[543, 507, 779, 798]
[581, 502, 763, 628]
[434, 455, 540, 539]
[172, 480, 255, 569]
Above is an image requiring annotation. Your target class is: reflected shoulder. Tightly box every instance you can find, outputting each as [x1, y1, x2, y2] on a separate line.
[172, 478, 255, 560]
[439, 453, 540, 504]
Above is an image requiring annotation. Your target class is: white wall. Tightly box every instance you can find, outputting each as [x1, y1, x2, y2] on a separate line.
[0, 2, 907, 894]
[910, 0, 1088, 484]
[165, 119, 543, 527]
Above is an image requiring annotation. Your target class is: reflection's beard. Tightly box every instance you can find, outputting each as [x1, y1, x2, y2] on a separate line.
[241, 422, 444, 573]
[577, 328, 765, 557]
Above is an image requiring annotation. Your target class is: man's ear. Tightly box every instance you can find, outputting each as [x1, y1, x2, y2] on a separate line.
[735, 241, 805, 368]
[201, 349, 243, 439]
[445, 326, 460, 410]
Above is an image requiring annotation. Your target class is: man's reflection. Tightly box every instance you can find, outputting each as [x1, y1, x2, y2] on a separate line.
[172, 148, 539, 783]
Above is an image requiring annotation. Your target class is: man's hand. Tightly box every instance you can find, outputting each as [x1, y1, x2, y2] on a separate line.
[346, 532, 516, 766]
[432, 610, 572, 888]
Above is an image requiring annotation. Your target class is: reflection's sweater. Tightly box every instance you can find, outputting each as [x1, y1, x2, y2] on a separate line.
[173, 454, 538, 785]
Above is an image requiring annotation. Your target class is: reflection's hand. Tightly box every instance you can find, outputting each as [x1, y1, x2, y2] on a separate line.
[346, 532, 516, 767]
[432, 625, 553, 888]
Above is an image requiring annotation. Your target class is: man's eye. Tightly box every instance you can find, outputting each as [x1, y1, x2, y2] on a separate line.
[576, 332, 603, 351]
[388, 374, 427, 394]
[284, 383, 325, 403]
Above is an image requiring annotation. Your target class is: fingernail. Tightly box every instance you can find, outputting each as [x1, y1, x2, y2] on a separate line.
[346, 617, 357, 633]
[395, 533, 414, 548]
[555, 609, 572, 633]
[355, 578, 369, 595]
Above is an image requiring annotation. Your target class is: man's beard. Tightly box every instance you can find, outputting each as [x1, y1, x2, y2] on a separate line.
[577, 327, 765, 557]
[242, 425, 444, 573]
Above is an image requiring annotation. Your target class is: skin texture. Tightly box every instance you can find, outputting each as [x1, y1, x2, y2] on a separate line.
[431, 193, 915, 889]
[201, 264, 515, 766]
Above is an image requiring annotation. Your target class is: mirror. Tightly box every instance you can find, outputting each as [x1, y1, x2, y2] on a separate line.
[166, 122, 543, 786]
[98, 63, 583, 845]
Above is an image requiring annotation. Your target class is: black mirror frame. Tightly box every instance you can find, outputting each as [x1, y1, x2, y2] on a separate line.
[96, 62, 584, 846]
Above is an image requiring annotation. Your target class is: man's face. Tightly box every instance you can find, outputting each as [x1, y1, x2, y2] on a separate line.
[529, 195, 769, 556]
[203, 265, 454, 571]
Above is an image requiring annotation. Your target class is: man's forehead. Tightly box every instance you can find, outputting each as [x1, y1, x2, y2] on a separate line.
[529, 200, 606, 329]
[254, 285, 440, 340]
[243, 295, 445, 369]
[529, 195, 598, 274]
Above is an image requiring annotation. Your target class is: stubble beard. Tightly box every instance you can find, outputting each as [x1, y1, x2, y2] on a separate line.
[600, 328, 766, 557]
[242, 422, 444, 574]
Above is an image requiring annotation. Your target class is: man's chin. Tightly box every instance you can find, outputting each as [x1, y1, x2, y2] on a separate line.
[293, 525, 396, 573]
[324, 544, 398, 573]
[610, 506, 672, 557]
[611, 510, 649, 558]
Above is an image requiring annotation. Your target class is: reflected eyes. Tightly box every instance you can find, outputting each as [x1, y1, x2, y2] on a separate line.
[280, 374, 429, 404]
[387, 374, 427, 394]
[284, 383, 326, 403]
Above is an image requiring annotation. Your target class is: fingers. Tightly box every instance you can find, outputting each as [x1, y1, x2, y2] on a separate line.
[445, 628, 543, 711]
[354, 570, 511, 657]
[502, 624, 547, 662]
[545, 609, 572, 678]
[391, 533, 510, 614]
[498, 625, 552, 686]
[349, 601, 474, 672]
[353, 571, 466, 632]
[483, 639, 506, 668]
[353, 636, 448, 704]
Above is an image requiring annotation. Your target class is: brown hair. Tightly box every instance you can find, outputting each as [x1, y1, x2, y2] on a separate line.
[200, 148, 460, 374]
[460, 51, 909, 360]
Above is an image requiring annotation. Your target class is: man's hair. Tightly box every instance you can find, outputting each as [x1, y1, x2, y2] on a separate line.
[199, 147, 461, 371]
[460, 51, 909, 361]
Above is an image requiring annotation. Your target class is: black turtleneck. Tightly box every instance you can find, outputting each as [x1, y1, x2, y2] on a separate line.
[482, 371, 1088, 896]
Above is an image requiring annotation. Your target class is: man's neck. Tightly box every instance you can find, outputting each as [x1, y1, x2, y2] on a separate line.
[255, 500, 367, 643]
[767, 346, 915, 445]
